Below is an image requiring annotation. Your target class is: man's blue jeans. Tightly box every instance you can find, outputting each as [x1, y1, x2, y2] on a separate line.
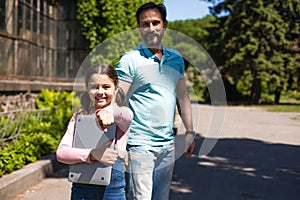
[126, 144, 175, 200]
[71, 158, 126, 200]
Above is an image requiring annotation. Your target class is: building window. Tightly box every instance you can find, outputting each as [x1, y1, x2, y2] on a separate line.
[0, 0, 5, 31]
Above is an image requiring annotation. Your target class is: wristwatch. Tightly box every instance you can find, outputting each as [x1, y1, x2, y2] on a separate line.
[185, 130, 196, 136]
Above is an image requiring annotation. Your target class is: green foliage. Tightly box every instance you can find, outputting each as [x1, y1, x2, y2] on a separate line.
[285, 90, 300, 101]
[162, 22, 219, 101]
[205, 0, 300, 104]
[87, 29, 141, 66]
[76, 0, 163, 50]
[36, 89, 80, 131]
[236, 70, 252, 97]
[185, 66, 207, 101]
[0, 90, 79, 177]
[0, 133, 58, 176]
[168, 16, 217, 50]
[0, 115, 20, 139]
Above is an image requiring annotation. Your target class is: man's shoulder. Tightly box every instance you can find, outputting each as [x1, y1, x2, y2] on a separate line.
[163, 45, 182, 57]
[126, 48, 140, 55]
[120, 49, 141, 59]
[117, 48, 143, 69]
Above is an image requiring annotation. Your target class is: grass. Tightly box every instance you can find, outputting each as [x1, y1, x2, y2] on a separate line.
[189, 91, 300, 113]
[256, 104, 300, 113]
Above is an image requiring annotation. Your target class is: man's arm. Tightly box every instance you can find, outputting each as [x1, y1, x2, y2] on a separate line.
[177, 79, 193, 131]
[176, 79, 195, 158]
[118, 80, 131, 95]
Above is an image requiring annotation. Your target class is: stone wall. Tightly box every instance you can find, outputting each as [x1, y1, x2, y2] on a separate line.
[0, 93, 38, 112]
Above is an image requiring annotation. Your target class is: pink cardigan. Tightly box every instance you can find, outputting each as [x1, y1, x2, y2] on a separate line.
[56, 103, 133, 164]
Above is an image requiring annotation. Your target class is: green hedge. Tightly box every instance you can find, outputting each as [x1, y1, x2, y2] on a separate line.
[0, 89, 80, 177]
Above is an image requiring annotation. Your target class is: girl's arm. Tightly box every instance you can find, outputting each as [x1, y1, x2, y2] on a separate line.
[56, 114, 93, 165]
[95, 104, 133, 157]
[112, 103, 133, 132]
[95, 103, 133, 133]
[113, 103, 133, 157]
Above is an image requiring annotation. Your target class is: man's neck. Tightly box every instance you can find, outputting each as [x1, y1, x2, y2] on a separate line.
[148, 47, 163, 60]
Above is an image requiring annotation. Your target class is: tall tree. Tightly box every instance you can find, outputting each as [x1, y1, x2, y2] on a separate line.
[204, 0, 300, 103]
[273, 0, 300, 103]
[168, 17, 220, 101]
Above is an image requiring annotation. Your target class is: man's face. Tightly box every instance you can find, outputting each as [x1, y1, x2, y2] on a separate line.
[137, 8, 167, 48]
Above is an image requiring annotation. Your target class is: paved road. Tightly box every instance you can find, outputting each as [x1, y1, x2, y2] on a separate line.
[14, 105, 300, 200]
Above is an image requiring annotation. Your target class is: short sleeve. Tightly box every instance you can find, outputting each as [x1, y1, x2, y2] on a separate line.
[116, 53, 135, 83]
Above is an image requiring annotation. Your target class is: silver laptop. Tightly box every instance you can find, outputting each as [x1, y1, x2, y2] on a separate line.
[68, 115, 116, 186]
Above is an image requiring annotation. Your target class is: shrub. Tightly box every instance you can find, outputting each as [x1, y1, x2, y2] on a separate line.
[0, 89, 79, 178]
[0, 133, 58, 176]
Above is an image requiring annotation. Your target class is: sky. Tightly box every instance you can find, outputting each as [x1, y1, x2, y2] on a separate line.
[164, 0, 212, 21]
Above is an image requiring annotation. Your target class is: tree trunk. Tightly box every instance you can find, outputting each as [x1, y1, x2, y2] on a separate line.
[249, 71, 262, 104]
[274, 87, 281, 104]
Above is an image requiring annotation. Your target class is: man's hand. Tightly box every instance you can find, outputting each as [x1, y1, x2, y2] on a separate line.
[90, 141, 118, 165]
[184, 131, 196, 158]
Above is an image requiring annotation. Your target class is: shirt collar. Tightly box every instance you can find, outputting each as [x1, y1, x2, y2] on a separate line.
[140, 42, 170, 63]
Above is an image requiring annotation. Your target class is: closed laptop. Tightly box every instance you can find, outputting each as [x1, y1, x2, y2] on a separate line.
[68, 115, 116, 185]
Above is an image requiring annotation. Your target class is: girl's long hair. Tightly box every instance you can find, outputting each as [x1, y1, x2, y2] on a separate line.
[78, 63, 119, 114]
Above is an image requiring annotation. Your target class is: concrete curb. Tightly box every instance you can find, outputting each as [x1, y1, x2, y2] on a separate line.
[0, 154, 65, 200]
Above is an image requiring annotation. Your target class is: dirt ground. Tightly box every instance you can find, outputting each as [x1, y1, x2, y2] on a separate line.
[15, 104, 300, 200]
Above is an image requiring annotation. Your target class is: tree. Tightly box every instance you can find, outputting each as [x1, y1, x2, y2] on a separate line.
[76, 0, 163, 50]
[273, 0, 300, 103]
[168, 16, 217, 50]
[168, 17, 219, 101]
[204, 0, 300, 104]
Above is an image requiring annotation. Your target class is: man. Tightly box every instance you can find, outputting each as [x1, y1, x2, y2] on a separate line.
[115, 2, 195, 199]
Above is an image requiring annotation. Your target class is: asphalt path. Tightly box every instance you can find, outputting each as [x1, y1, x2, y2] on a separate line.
[14, 104, 300, 200]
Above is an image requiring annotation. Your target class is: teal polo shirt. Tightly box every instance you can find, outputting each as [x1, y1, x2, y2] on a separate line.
[116, 42, 185, 146]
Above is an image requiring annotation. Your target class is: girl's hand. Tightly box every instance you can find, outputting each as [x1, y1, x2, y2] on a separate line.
[96, 110, 114, 132]
[117, 150, 128, 167]
[90, 141, 118, 166]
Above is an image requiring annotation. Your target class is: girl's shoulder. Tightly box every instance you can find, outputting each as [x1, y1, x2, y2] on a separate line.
[113, 103, 133, 118]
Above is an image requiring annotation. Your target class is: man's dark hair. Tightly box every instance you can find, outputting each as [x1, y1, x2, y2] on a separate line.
[136, 2, 167, 24]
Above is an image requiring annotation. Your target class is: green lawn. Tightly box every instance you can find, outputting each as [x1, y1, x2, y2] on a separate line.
[256, 104, 300, 113]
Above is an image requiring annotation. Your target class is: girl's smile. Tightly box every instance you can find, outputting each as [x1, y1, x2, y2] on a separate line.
[87, 74, 115, 109]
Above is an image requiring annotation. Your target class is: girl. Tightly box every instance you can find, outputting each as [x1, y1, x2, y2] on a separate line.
[56, 64, 133, 200]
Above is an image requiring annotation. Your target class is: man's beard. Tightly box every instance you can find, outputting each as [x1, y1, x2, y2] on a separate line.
[141, 31, 164, 48]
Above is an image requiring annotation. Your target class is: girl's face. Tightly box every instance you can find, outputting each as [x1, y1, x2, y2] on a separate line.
[87, 74, 116, 109]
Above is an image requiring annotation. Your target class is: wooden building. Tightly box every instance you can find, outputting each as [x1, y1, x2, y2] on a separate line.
[0, 0, 88, 92]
